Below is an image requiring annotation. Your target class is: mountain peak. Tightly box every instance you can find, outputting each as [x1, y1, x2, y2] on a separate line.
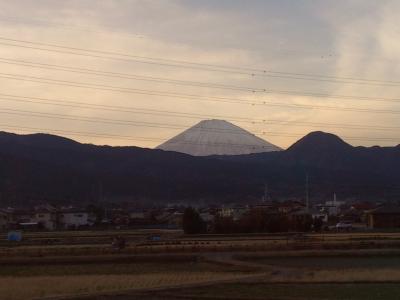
[287, 131, 351, 153]
[0, 131, 80, 148]
[156, 119, 281, 156]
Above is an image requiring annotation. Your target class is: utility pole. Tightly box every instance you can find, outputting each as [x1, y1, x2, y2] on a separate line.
[305, 173, 309, 213]
[263, 183, 269, 203]
[98, 181, 103, 203]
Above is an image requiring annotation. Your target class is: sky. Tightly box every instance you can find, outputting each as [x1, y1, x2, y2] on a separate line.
[0, 0, 399, 149]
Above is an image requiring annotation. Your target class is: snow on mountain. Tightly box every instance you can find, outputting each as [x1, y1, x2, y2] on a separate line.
[156, 119, 282, 156]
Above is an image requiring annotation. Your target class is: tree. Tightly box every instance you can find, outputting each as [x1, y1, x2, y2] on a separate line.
[86, 204, 105, 225]
[213, 215, 236, 234]
[313, 217, 324, 232]
[182, 207, 206, 234]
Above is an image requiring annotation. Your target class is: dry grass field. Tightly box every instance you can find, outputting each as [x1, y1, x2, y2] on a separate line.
[2, 250, 400, 300]
[2, 232, 400, 299]
[150, 283, 400, 300]
[0, 272, 250, 300]
[0, 258, 252, 300]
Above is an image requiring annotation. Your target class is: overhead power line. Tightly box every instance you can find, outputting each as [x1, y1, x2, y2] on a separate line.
[1, 93, 400, 132]
[0, 124, 398, 147]
[0, 124, 278, 149]
[3, 58, 400, 100]
[0, 93, 260, 123]
[0, 40, 252, 75]
[2, 72, 400, 114]
[0, 36, 399, 86]
[4, 58, 400, 105]
[0, 107, 266, 135]
[0, 57, 262, 93]
[0, 109, 398, 144]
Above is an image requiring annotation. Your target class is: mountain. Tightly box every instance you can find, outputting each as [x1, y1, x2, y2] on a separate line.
[287, 131, 352, 154]
[0, 130, 399, 206]
[0, 131, 261, 206]
[216, 131, 400, 200]
[156, 119, 281, 156]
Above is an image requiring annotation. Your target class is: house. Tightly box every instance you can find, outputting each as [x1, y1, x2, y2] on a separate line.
[7, 209, 36, 229]
[58, 209, 91, 229]
[127, 209, 148, 225]
[316, 201, 346, 217]
[34, 209, 57, 231]
[199, 211, 215, 223]
[340, 209, 362, 223]
[220, 206, 248, 221]
[129, 210, 147, 221]
[277, 200, 305, 214]
[0, 210, 9, 230]
[167, 212, 183, 228]
[351, 202, 376, 212]
[155, 211, 174, 224]
[309, 208, 328, 223]
[366, 205, 400, 229]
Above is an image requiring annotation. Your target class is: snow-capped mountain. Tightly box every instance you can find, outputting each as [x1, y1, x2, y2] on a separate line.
[156, 119, 282, 156]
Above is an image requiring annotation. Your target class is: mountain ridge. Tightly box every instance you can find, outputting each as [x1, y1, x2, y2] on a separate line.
[0, 130, 399, 206]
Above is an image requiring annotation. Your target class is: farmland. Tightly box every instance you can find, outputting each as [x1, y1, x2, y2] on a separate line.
[3, 230, 400, 258]
[2, 230, 400, 299]
[148, 283, 400, 300]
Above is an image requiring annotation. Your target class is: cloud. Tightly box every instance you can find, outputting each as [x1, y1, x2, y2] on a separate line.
[0, 0, 398, 149]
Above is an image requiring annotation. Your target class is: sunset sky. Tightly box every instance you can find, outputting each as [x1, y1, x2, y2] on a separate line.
[0, 0, 399, 149]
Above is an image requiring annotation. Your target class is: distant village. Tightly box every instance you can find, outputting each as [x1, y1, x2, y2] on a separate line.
[1, 197, 400, 233]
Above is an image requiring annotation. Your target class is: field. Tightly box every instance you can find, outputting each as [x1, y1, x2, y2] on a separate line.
[238, 255, 400, 269]
[149, 283, 400, 300]
[3, 230, 400, 258]
[2, 230, 400, 299]
[0, 258, 252, 300]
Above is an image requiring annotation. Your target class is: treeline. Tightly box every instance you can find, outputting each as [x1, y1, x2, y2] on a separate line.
[182, 207, 324, 234]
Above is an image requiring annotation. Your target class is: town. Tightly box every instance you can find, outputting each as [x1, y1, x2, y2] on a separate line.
[1, 197, 397, 233]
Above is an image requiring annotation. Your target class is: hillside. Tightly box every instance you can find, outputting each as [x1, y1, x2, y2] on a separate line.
[0, 131, 399, 206]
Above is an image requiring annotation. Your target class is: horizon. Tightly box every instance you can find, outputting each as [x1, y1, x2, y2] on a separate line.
[3, 125, 397, 151]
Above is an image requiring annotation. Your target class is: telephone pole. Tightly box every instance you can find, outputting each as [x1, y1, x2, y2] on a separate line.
[305, 173, 309, 213]
[263, 183, 269, 203]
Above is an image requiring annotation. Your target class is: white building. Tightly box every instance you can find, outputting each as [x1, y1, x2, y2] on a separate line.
[318, 194, 345, 216]
[199, 212, 215, 223]
[34, 210, 56, 231]
[59, 210, 91, 229]
[220, 206, 248, 221]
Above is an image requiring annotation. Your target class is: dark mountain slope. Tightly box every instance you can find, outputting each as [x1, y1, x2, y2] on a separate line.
[216, 131, 400, 200]
[0, 131, 399, 206]
[0, 132, 265, 206]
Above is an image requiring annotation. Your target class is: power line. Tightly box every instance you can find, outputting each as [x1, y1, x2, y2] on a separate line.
[0, 107, 267, 135]
[0, 93, 259, 123]
[2, 71, 400, 114]
[0, 109, 398, 144]
[0, 57, 261, 93]
[1, 93, 400, 132]
[0, 36, 399, 86]
[0, 124, 278, 149]
[0, 72, 254, 105]
[3, 66, 400, 106]
[4, 58, 400, 104]
[0, 36, 259, 73]
[0, 40, 249, 75]
[3, 58, 400, 102]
